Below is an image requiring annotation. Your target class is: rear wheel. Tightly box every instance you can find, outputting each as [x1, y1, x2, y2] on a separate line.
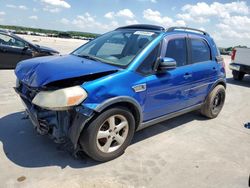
[201, 85, 226, 119]
[232, 70, 245, 81]
[80, 107, 135, 162]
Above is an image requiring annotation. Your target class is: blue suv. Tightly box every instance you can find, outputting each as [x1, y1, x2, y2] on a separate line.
[15, 25, 226, 161]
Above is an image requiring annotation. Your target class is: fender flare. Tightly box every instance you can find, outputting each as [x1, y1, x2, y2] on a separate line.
[210, 78, 226, 91]
[70, 96, 143, 150]
[95, 96, 143, 124]
[204, 78, 226, 103]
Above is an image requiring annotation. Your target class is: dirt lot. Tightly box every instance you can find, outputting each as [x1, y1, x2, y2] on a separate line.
[0, 37, 250, 188]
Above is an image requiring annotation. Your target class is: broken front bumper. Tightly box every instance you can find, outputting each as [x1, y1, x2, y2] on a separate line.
[14, 86, 94, 150]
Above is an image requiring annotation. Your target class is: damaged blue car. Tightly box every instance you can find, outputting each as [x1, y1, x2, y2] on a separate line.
[15, 25, 226, 162]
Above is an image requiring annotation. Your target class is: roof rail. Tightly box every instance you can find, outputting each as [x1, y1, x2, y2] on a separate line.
[167, 27, 209, 36]
[116, 24, 165, 31]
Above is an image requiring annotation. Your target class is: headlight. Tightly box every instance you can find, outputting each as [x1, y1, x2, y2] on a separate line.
[32, 86, 87, 110]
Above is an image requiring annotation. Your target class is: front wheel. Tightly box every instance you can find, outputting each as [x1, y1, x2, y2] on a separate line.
[80, 107, 135, 162]
[201, 85, 226, 119]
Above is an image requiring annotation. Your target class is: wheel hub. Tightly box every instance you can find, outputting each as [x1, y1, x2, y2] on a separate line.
[212, 91, 225, 114]
[96, 115, 129, 153]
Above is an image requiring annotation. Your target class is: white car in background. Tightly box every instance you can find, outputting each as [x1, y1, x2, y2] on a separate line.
[230, 48, 250, 81]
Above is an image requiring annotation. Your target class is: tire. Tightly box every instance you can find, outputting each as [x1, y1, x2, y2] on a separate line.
[232, 70, 245, 81]
[80, 107, 135, 162]
[201, 85, 226, 119]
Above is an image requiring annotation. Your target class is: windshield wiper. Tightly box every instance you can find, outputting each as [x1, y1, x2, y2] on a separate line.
[74, 53, 119, 67]
[75, 54, 111, 65]
[76, 54, 98, 61]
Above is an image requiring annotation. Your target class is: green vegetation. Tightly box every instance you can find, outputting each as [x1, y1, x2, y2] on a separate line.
[219, 45, 248, 55]
[0, 25, 99, 39]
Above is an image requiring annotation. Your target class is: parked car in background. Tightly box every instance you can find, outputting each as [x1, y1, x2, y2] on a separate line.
[230, 47, 250, 81]
[0, 30, 59, 69]
[219, 47, 232, 55]
[15, 25, 226, 162]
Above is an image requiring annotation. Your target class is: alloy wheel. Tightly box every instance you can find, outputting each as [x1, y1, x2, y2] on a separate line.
[96, 115, 129, 153]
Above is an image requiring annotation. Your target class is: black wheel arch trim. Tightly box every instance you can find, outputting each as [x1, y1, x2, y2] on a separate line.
[211, 78, 227, 89]
[70, 96, 143, 150]
[205, 78, 226, 102]
[94, 96, 143, 126]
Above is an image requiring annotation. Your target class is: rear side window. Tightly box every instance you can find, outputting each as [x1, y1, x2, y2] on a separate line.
[190, 39, 211, 63]
[0, 34, 25, 48]
[165, 38, 187, 67]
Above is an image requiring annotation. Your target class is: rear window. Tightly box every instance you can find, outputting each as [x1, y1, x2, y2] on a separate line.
[190, 39, 211, 63]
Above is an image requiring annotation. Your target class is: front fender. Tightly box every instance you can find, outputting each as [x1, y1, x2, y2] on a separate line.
[95, 96, 142, 115]
[69, 96, 143, 150]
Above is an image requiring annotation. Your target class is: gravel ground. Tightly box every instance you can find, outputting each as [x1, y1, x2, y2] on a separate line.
[0, 37, 249, 188]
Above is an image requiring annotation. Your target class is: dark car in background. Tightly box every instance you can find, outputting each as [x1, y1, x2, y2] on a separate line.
[0, 30, 59, 69]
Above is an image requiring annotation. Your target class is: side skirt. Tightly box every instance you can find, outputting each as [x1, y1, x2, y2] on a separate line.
[137, 103, 203, 131]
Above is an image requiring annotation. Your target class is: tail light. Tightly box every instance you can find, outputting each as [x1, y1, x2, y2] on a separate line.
[216, 56, 225, 69]
[231, 49, 236, 61]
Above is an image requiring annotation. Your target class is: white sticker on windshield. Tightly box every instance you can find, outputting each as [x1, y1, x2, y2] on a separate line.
[134, 31, 154, 36]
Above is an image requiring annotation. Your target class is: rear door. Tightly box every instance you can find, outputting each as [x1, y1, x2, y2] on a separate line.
[187, 35, 218, 106]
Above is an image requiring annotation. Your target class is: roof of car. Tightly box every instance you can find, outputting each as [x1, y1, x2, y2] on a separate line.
[0, 30, 10, 34]
[116, 24, 165, 32]
[0, 30, 17, 37]
[116, 24, 210, 36]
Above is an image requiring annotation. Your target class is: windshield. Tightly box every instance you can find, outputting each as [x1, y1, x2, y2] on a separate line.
[72, 30, 159, 67]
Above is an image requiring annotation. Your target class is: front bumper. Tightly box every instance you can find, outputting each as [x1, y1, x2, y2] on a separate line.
[14, 85, 94, 149]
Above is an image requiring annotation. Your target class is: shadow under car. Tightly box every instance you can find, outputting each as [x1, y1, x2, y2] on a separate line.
[0, 110, 206, 168]
[226, 75, 250, 88]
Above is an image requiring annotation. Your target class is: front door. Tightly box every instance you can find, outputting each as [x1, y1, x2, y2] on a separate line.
[143, 35, 194, 121]
[0, 33, 32, 68]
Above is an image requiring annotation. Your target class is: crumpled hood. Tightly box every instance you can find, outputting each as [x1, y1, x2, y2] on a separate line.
[15, 55, 119, 88]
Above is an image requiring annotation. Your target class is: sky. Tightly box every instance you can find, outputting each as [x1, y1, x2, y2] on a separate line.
[0, 0, 250, 47]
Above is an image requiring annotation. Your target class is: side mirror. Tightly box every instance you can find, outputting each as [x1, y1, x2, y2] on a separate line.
[22, 44, 30, 51]
[158, 57, 177, 71]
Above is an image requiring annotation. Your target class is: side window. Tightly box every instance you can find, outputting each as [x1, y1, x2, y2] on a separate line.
[137, 44, 160, 75]
[165, 38, 187, 67]
[190, 39, 211, 63]
[0, 34, 25, 48]
[0, 34, 11, 46]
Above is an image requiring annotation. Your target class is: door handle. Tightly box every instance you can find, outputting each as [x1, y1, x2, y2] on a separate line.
[184, 73, 192, 79]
